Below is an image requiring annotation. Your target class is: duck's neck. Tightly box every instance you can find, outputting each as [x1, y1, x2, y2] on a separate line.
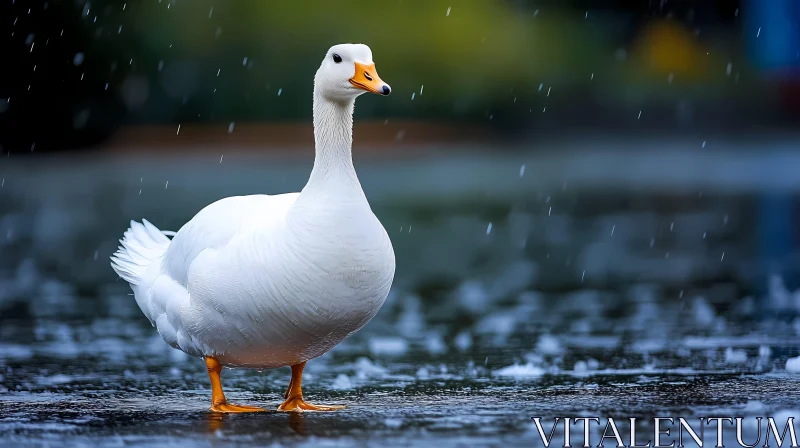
[303, 92, 363, 197]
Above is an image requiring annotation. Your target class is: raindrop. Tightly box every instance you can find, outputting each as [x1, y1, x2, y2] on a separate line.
[446, 7, 451, 16]
[411, 92, 415, 100]
[165, 181, 169, 189]
[547, 87, 551, 97]
[611, 225, 615, 236]
[176, 124, 180, 135]
[242, 57, 248, 66]
[208, 6, 213, 18]
[702, 140, 706, 148]
[638, 111, 642, 120]
[548, 206, 552, 216]
[486, 223, 493, 235]
[519, 164, 526, 177]
[277, 88, 282, 96]
[581, 270, 586, 282]
[228, 122, 235, 133]
[220, 155, 224, 163]
[726, 62, 732, 76]
[756, 27, 761, 38]
[420, 85, 424, 95]
[721, 252, 725, 262]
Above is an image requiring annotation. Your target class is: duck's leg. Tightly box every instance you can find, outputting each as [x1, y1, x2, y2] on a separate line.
[277, 362, 346, 412]
[284, 377, 293, 399]
[205, 357, 266, 413]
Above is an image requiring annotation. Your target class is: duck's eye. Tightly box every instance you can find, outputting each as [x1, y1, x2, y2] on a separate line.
[332, 53, 342, 64]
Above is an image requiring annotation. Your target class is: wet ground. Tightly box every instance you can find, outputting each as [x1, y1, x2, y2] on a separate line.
[2, 148, 800, 446]
[2, 315, 800, 446]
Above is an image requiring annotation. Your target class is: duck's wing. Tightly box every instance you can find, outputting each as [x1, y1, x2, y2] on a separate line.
[163, 193, 299, 286]
[113, 193, 298, 357]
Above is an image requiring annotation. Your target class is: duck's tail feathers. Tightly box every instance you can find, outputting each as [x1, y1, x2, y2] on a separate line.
[111, 219, 172, 285]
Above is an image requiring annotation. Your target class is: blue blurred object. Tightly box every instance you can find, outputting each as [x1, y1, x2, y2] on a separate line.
[748, 0, 800, 301]
[746, 0, 800, 74]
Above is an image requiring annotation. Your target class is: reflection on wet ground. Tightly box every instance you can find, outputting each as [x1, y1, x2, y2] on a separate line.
[2, 154, 800, 446]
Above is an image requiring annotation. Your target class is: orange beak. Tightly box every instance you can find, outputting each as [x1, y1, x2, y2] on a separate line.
[349, 62, 391, 96]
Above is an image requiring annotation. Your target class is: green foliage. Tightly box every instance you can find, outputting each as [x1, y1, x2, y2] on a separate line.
[80, 0, 750, 124]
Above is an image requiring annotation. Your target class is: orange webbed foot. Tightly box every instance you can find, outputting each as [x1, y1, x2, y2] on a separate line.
[205, 356, 266, 414]
[210, 402, 267, 413]
[277, 396, 346, 412]
[277, 361, 346, 412]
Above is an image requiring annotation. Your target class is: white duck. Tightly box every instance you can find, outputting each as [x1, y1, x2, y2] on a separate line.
[111, 44, 395, 413]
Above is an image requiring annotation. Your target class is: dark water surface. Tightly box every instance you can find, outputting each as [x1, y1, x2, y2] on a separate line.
[2, 151, 800, 446]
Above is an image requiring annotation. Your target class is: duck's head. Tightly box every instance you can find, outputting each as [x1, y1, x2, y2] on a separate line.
[315, 43, 391, 102]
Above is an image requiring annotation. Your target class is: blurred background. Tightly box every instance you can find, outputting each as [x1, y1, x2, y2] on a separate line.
[3, 0, 800, 149]
[2, 0, 800, 445]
